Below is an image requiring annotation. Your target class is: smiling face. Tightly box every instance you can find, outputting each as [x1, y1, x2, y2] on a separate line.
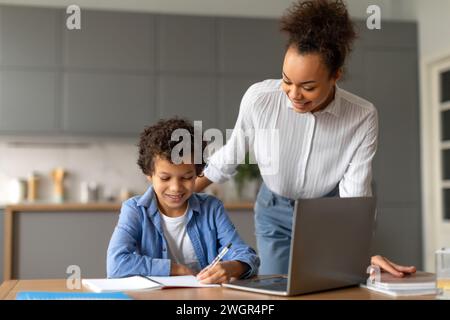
[281, 46, 341, 113]
[147, 156, 197, 217]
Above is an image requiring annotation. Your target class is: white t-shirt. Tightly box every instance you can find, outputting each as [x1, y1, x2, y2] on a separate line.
[159, 208, 201, 273]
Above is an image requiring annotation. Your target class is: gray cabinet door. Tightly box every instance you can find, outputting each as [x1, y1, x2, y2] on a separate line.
[218, 76, 263, 132]
[14, 211, 118, 279]
[158, 75, 217, 130]
[63, 10, 155, 71]
[0, 6, 60, 67]
[359, 22, 421, 268]
[338, 40, 365, 97]
[157, 15, 216, 73]
[371, 207, 422, 267]
[360, 21, 417, 49]
[62, 72, 155, 135]
[365, 49, 421, 206]
[0, 6, 60, 133]
[218, 17, 286, 77]
[61, 10, 156, 136]
[0, 70, 60, 133]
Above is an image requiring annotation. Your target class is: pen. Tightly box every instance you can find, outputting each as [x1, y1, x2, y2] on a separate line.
[206, 243, 232, 270]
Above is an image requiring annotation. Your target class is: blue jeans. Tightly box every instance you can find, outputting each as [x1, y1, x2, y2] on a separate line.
[254, 183, 339, 275]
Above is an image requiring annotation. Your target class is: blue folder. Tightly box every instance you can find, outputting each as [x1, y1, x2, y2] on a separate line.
[16, 291, 132, 300]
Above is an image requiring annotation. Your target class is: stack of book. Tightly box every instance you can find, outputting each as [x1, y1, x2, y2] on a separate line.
[361, 271, 437, 297]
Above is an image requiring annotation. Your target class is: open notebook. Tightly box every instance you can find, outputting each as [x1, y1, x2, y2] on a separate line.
[82, 275, 220, 293]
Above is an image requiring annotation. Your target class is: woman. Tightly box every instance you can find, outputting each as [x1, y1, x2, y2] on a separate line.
[195, 0, 416, 277]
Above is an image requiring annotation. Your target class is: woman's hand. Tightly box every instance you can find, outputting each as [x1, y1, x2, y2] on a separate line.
[371, 255, 416, 277]
[196, 261, 247, 284]
[194, 176, 213, 193]
[171, 262, 195, 276]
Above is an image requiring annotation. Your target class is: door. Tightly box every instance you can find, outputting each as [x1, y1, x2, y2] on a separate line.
[422, 54, 450, 271]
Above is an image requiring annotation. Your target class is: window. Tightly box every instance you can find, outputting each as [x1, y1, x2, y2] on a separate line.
[442, 149, 450, 180]
[441, 69, 450, 103]
[441, 68, 450, 220]
[443, 189, 450, 220]
[441, 110, 450, 140]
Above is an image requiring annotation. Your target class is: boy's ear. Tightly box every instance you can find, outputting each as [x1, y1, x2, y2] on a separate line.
[146, 175, 152, 183]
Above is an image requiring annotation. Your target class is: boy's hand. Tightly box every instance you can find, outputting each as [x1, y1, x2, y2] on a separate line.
[196, 261, 247, 284]
[371, 255, 416, 277]
[171, 262, 195, 276]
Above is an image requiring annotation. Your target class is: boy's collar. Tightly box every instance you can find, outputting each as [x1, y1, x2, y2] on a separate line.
[137, 185, 201, 215]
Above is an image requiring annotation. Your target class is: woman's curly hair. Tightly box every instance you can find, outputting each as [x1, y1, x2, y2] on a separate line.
[280, 0, 356, 76]
[137, 117, 207, 176]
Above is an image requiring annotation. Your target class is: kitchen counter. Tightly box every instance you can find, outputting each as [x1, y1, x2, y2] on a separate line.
[2, 200, 255, 281]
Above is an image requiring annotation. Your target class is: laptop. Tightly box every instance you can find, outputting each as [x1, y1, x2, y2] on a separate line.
[222, 197, 377, 296]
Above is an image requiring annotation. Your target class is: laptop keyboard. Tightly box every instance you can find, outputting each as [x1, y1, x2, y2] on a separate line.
[240, 276, 288, 292]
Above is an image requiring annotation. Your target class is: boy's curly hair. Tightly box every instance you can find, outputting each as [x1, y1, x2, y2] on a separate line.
[280, 0, 356, 77]
[137, 118, 207, 176]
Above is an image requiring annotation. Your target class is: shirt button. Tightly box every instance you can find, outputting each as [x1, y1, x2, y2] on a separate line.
[163, 248, 166, 252]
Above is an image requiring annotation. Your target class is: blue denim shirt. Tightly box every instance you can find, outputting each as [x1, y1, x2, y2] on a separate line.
[107, 186, 259, 278]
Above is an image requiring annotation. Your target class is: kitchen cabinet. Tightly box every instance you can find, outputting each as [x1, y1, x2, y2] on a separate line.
[365, 48, 422, 267]
[62, 73, 155, 135]
[218, 76, 262, 132]
[158, 75, 217, 130]
[157, 15, 216, 73]
[0, 70, 60, 133]
[360, 21, 417, 49]
[228, 210, 256, 251]
[370, 207, 421, 266]
[61, 10, 156, 135]
[0, 6, 288, 137]
[0, 6, 60, 67]
[13, 210, 118, 279]
[3, 203, 254, 280]
[0, 6, 61, 134]
[333, 22, 422, 268]
[366, 49, 420, 205]
[218, 17, 286, 78]
[62, 10, 155, 71]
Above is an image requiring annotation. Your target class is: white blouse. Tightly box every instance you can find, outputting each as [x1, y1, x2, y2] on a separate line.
[204, 79, 378, 200]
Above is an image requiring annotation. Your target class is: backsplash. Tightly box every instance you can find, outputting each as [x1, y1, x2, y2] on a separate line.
[0, 140, 254, 204]
[0, 140, 148, 204]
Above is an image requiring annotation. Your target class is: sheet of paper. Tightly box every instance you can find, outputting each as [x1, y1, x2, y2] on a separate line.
[82, 276, 161, 293]
[148, 275, 220, 288]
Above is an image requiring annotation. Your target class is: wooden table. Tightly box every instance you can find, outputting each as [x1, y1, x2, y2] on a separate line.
[0, 279, 436, 300]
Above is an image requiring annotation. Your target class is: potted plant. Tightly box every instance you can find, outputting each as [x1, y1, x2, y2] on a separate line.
[234, 153, 261, 201]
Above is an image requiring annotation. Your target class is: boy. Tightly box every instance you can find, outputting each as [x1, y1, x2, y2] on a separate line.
[107, 118, 259, 284]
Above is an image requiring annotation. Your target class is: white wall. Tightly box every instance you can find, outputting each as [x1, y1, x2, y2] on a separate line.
[414, 0, 450, 58]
